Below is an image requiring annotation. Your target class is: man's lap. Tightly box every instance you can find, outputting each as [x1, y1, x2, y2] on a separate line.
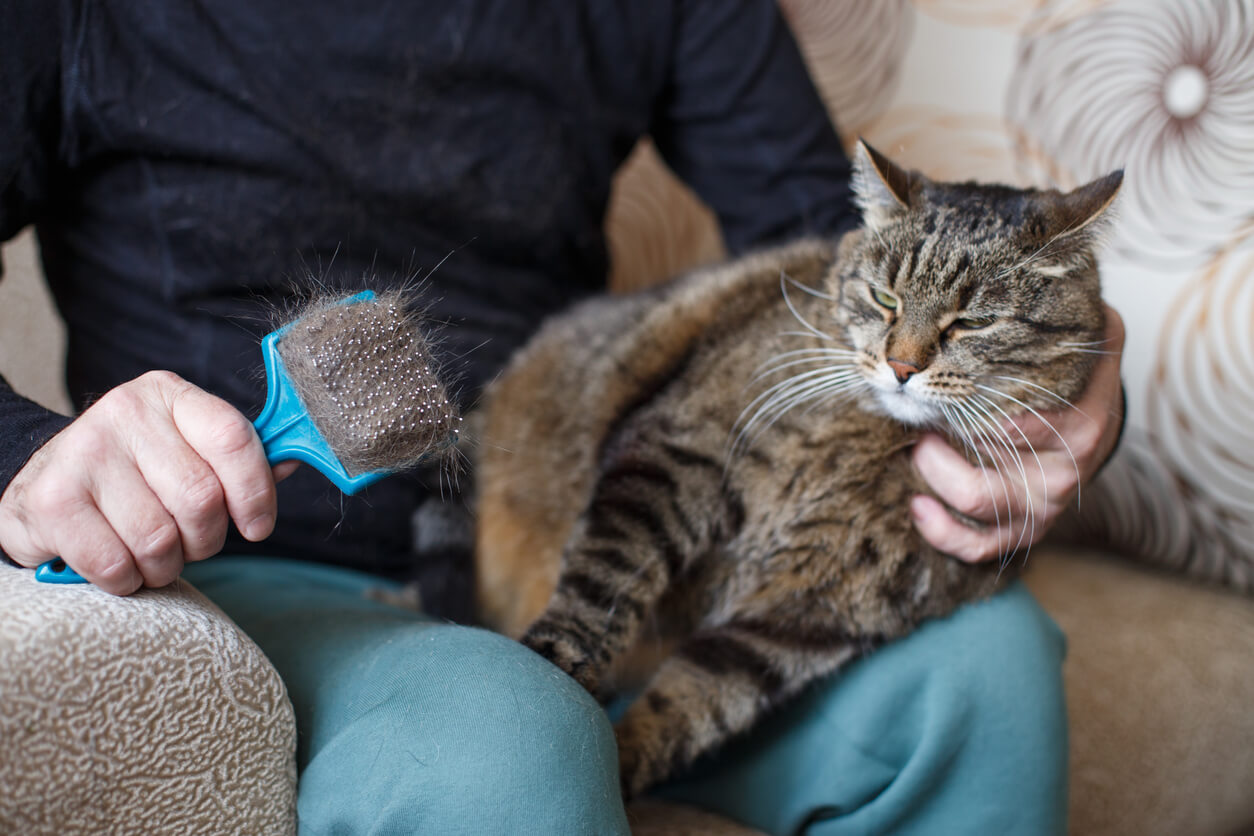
[659, 581, 1068, 835]
[184, 556, 629, 835]
[185, 557, 1066, 836]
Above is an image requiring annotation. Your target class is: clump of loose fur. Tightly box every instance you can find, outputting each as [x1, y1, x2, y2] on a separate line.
[473, 141, 1121, 797]
[278, 290, 460, 476]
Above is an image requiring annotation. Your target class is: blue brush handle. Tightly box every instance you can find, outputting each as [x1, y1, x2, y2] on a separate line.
[38, 291, 387, 585]
[34, 558, 85, 584]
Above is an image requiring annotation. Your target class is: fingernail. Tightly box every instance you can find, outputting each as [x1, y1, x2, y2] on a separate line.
[241, 515, 274, 542]
[909, 495, 932, 524]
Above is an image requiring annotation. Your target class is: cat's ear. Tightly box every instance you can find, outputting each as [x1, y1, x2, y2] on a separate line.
[851, 139, 915, 229]
[1046, 170, 1124, 242]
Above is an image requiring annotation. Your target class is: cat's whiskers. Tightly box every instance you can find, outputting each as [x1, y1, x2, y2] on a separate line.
[992, 376, 1097, 426]
[970, 393, 1049, 499]
[742, 364, 862, 413]
[779, 330, 838, 342]
[759, 380, 865, 440]
[991, 376, 1072, 409]
[940, 402, 1010, 539]
[751, 347, 860, 383]
[975, 383, 1083, 508]
[755, 345, 860, 365]
[740, 371, 864, 441]
[780, 273, 837, 301]
[730, 362, 865, 460]
[799, 378, 868, 417]
[748, 356, 859, 386]
[968, 393, 1046, 561]
[741, 347, 862, 403]
[1058, 338, 1116, 348]
[780, 271, 839, 343]
[952, 398, 1032, 568]
[730, 380, 863, 464]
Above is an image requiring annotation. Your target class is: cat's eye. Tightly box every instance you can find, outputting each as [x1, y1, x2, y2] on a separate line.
[871, 288, 898, 310]
[951, 316, 995, 331]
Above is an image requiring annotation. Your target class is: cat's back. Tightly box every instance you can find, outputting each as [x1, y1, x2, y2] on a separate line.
[474, 239, 836, 635]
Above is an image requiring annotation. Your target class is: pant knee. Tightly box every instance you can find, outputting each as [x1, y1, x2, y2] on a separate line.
[829, 583, 1069, 834]
[656, 584, 1068, 836]
[298, 625, 628, 835]
[925, 583, 1068, 743]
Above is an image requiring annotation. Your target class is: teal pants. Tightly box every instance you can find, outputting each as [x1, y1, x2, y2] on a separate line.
[183, 557, 1068, 836]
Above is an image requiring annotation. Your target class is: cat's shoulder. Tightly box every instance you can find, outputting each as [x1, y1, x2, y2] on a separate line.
[670, 236, 837, 299]
[526, 236, 839, 348]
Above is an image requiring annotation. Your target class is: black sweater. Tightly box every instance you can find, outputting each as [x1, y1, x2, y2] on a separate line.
[0, 0, 855, 578]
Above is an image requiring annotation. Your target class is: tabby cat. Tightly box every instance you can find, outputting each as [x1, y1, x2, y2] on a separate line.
[473, 141, 1121, 797]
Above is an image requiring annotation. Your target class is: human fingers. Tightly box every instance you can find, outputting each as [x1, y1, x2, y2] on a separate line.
[0, 432, 144, 594]
[0, 372, 275, 593]
[273, 461, 301, 483]
[909, 495, 1039, 564]
[912, 431, 1076, 562]
[913, 433, 1044, 523]
[52, 499, 145, 594]
[102, 374, 231, 563]
[152, 372, 279, 543]
[89, 454, 188, 586]
[1006, 304, 1126, 479]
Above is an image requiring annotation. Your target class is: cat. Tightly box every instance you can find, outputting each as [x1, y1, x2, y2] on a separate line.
[472, 140, 1121, 798]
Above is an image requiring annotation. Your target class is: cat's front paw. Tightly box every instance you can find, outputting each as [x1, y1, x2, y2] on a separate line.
[521, 620, 603, 695]
[614, 708, 673, 799]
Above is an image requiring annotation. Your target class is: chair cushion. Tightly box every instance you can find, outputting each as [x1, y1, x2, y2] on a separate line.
[1026, 548, 1254, 836]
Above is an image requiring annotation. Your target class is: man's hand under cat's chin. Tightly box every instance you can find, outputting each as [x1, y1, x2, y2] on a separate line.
[909, 304, 1126, 563]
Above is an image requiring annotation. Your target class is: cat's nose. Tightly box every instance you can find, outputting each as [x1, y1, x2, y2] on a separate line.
[887, 358, 921, 384]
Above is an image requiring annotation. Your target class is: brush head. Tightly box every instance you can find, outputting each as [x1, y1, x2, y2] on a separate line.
[275, 291, 460, 477]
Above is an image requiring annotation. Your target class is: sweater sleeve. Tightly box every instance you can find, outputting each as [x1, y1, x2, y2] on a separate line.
[0, 0, 74, 494]
[0, 384, 73, 492]
[651, 0, 858, 253]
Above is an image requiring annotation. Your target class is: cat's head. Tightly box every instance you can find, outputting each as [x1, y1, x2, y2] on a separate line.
[832, 140, 1121, 429]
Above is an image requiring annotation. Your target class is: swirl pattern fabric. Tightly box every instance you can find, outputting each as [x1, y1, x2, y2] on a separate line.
[1007, 0, 1254, 269]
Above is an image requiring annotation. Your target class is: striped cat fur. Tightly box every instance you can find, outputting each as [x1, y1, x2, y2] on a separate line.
[473, 141, 1122, 797]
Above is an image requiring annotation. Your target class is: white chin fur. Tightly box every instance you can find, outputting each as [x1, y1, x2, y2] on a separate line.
[871, 387, 944, 427]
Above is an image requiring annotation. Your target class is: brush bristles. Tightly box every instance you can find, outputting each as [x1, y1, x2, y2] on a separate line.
[277, 292, 460, 477]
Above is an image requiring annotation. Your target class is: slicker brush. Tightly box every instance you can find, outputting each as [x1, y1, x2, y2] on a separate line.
[271, 290, 460, 482]
[36, 288, 461, 584]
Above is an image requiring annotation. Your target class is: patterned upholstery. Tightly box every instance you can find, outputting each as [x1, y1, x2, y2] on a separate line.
[0, 564, 297, 835]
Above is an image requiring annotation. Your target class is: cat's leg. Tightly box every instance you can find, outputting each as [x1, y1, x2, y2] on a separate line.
[614, 621, 858, 798]
[521, 439, 732, 696]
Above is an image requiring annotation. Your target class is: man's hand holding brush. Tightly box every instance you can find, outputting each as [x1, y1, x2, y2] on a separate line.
[0, 371, 296, 595]
[1, 291, 456, 594]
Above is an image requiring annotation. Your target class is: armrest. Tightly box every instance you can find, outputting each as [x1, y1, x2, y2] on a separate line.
[0, 563, 297, 835]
